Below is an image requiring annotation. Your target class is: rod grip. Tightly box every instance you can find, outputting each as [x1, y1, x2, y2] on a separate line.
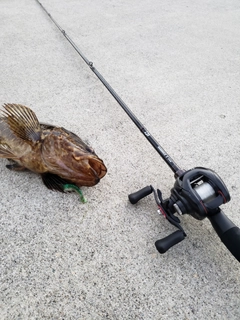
[128, 186, 153, 204]
[155, 230, 185, 254]
[208, 210, 240, 262]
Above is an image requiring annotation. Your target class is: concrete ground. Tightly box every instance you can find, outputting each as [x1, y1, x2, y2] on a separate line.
[1, 0, 240, 319]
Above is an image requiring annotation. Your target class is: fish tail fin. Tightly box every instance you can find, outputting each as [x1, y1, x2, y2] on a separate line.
[1, 103, 42, 142]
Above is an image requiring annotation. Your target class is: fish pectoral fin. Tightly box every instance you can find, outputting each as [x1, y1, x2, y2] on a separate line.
[0, 143, 18, 160]
[1, 104, 41, 142]
[41, 173, 71, 192]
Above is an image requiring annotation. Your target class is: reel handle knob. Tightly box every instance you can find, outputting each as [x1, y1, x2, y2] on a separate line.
[155, 230, 185, 254]
[128, 185, 153, 204]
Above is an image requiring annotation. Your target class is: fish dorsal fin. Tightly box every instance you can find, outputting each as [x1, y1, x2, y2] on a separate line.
[2, 104, 41, 142]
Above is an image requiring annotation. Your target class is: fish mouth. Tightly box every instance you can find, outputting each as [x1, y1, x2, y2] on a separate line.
[74, 156, 107, 187]
[88, 157, 107, 179]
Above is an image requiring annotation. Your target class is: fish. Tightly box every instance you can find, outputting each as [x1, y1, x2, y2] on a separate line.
[0, 103, 107, 192]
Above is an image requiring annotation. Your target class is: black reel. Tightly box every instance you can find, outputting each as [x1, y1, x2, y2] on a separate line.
[128, 167, 240, 260]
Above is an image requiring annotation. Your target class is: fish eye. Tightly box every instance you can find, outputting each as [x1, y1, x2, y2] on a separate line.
[85, 146, 93, 153]
[72, 153, 81, 161]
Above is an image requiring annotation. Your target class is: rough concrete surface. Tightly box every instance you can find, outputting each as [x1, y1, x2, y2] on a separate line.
[0, 0, 240, 319]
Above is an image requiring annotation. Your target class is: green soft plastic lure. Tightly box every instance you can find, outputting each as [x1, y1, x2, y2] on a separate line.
[63, 184, 87, 203]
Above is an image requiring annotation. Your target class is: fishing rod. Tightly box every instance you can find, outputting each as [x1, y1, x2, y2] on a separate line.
[36, 0, 240, 262]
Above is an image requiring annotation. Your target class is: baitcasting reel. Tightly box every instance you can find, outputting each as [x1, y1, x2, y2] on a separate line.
[129, 167, 240, 261]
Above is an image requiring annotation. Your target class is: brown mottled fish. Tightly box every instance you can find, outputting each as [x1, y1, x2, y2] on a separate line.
[0, 103, 107, 192]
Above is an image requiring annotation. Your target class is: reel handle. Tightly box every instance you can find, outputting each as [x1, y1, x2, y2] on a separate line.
[208, 210, 240, 262]
[128, 186, 153, 204]
[155, 230, 185, 253]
